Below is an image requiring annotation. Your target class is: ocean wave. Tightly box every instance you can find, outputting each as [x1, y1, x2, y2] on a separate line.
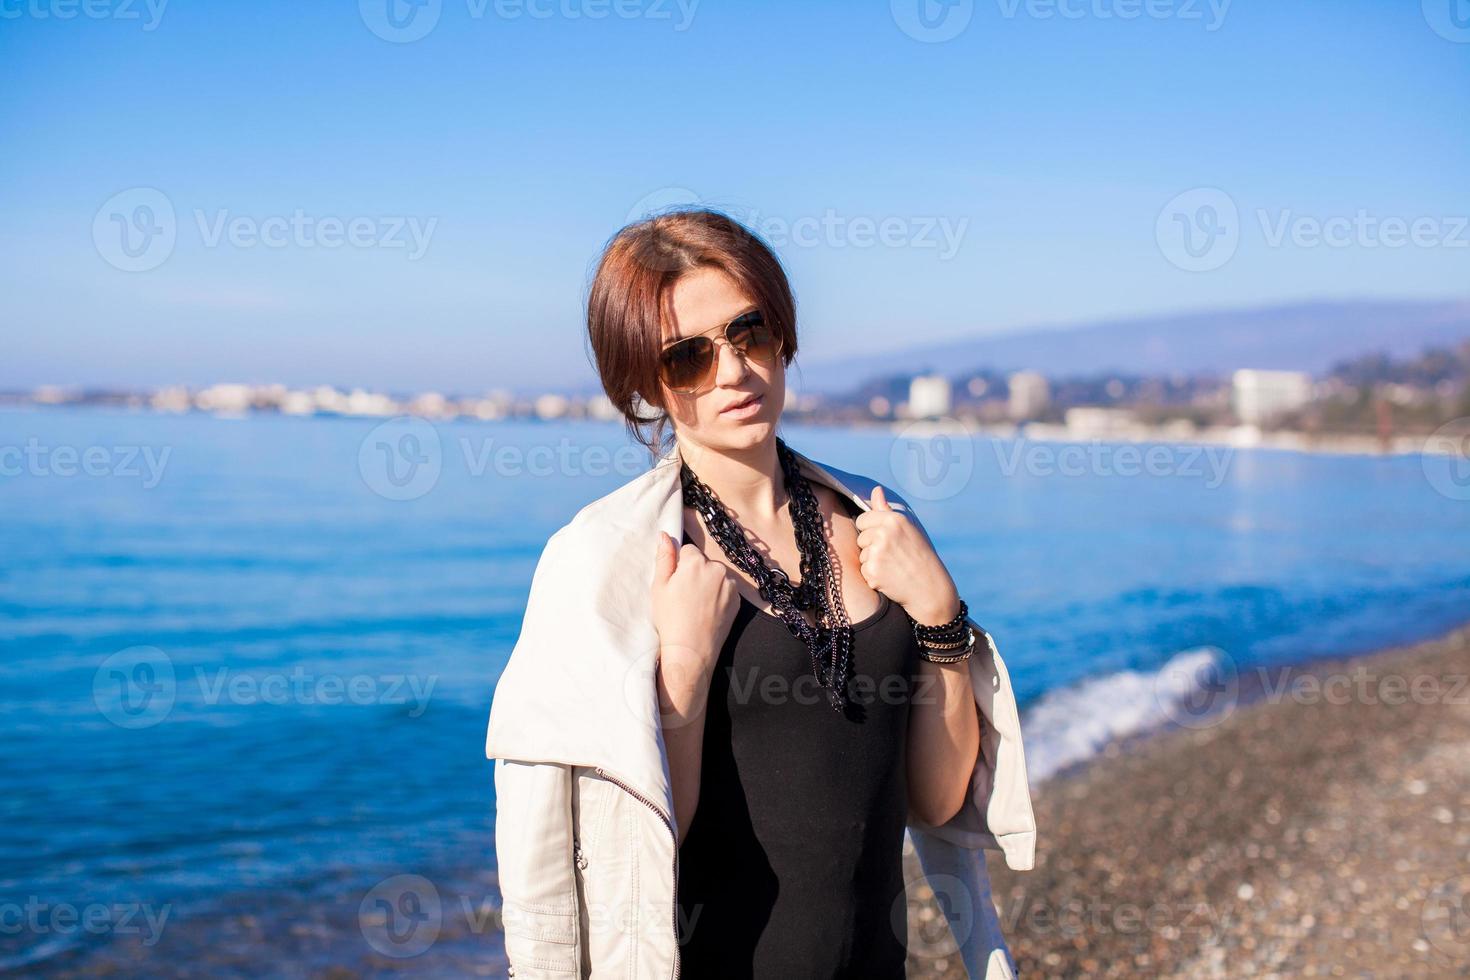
[1020, 647, 1224, 784]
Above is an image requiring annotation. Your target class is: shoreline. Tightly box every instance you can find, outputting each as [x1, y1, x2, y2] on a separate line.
[2, 402, 1456, 462]
[904, 620, 1470, 978]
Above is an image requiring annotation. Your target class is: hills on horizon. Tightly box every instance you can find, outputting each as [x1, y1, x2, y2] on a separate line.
[789, 298, 1470, 395]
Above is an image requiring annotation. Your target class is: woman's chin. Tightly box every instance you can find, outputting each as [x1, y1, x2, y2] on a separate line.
[703, 418, 776, 450]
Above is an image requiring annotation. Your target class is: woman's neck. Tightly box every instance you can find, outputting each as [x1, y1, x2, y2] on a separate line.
[677, 435, 789, 524]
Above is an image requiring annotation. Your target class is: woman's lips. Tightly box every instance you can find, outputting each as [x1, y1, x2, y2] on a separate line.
[720, 393, 764, 419]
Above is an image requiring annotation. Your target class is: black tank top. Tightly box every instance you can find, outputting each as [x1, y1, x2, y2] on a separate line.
[675, 517, 919, 979]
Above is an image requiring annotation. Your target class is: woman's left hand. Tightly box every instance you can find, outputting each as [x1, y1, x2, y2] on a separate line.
[853, 485, 962, 628]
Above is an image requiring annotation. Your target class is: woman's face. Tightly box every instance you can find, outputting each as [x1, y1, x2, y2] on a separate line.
[659, 265, 784, 455]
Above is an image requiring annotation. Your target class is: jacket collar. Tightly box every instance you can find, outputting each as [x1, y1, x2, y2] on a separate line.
[484, 439, 918, 819]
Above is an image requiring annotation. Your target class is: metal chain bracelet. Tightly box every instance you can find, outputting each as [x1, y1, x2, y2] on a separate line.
[917, 626, 975, 664]
[909, 598, 976, 664]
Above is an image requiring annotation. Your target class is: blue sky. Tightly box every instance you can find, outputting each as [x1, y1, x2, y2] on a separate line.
[3, 0, 1467, 393]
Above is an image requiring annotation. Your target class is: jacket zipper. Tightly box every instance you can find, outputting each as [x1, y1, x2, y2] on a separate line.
[593, 766, 681, 980]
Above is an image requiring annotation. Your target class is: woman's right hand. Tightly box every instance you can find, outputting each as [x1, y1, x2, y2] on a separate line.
[650, 531, 738, 698]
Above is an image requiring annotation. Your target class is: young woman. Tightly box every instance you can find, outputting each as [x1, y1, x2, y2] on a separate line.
[485, 209, 1036, 979]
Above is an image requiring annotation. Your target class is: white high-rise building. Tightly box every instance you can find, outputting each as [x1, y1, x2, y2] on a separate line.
[1007, 370, 1050, 420]
[1232, 369, 1313, 424]
[908, 374, 951, 418]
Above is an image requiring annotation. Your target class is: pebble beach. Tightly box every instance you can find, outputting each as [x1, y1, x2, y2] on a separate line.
[905, 623, 1470, 979]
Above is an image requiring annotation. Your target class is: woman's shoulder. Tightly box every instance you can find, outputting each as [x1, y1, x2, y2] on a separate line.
[810, 482, 863, 522]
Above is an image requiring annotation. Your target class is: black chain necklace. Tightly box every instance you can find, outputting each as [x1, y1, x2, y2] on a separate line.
[679, 436, 853, 712]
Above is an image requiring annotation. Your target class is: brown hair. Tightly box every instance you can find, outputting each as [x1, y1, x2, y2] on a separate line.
[585, 208, 798, 459]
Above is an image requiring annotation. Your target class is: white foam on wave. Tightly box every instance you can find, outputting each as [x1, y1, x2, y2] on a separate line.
[1020, 647, 1223, 784]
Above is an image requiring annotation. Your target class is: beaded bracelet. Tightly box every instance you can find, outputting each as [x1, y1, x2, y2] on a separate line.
[911, 598, 969, 643]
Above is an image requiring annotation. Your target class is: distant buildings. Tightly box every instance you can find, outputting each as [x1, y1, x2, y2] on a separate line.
[585, 394, 619, 421]
[13, 340, 1461, 445]
[150, 386, 192, 413]
[1007, 370, 1050, 420]
[1232, 369, 1314, 425]
[193, 383, 253, 414]
[1063, 407, 1138, 439]
[534, 393, 569, 419]
[906, 374, 951, 418]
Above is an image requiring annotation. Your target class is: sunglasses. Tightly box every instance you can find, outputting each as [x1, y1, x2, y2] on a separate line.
[658, 309, 784, 395]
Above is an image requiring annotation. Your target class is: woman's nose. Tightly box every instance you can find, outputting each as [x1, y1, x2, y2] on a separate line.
[712, 338, 749, 386]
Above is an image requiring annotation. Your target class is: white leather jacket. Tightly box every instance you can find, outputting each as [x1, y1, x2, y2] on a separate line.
[485, 441, 1037, 978]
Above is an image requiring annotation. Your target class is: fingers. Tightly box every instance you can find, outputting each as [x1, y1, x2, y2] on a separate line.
[653, 531, 677, 584]
[855, 489, 897, 530]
